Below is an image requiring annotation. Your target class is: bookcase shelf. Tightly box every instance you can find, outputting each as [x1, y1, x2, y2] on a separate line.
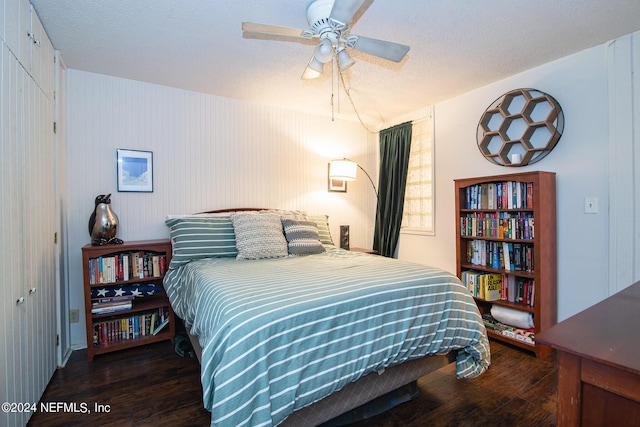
[455, 171, 557, 357]
[81, 239, 176, 361]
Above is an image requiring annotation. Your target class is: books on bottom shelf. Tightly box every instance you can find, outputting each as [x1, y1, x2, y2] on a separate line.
[92, 307, 170, 347]
[482, 313, 535, 345]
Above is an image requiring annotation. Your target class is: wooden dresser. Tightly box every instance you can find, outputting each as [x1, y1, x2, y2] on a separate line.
[536, 281, 640, 427]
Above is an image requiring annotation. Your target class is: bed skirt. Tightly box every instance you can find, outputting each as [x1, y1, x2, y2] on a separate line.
[185, 329, 455, 427]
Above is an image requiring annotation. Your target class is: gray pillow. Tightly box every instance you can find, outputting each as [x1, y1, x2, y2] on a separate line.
[230, 212, 288, 260]
[282, 219, 325, 255]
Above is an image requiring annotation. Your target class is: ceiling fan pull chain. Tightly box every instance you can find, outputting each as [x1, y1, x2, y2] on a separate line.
[331, 56, 335, 121]
[331, 93, 334, 122]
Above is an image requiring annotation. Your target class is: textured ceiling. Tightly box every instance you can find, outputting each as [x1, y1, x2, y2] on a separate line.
[30, 0, 640, 128]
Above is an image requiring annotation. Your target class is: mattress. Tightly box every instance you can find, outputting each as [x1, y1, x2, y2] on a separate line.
[164, 247, 490, 427]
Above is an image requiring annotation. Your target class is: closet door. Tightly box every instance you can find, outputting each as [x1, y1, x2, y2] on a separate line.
[1, 43, 29, 427]
[23, 57, 57, 409]
[0, 16, 57, 425]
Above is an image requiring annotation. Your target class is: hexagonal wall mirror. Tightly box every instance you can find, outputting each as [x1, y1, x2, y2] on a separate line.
[477, 88, 564, 167]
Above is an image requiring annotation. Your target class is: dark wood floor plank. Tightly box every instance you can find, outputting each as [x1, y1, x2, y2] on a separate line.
[29, 340, 557, 426]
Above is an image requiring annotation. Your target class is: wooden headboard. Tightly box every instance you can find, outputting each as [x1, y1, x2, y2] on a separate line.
[197, 208, 272, 214]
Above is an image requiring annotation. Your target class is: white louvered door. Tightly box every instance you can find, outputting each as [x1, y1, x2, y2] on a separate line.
[1, 1, 58, 426]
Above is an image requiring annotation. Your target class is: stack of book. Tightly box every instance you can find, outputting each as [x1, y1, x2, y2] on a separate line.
[91, 295, 134, 315]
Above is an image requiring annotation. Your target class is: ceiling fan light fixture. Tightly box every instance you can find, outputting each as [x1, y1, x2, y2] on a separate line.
[308, 56, 324, 73]
[302, 56, 324, 79]
[242, 0, 411, 80]
[302, 67, 322, 80]
[315, 38, 334, 63]
[337, 47, 355, 70]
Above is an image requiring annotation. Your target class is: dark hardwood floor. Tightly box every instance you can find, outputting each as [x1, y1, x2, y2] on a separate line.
[29, 339, 557, 427]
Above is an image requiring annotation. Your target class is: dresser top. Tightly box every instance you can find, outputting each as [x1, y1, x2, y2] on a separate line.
[536, 281, 640, 374]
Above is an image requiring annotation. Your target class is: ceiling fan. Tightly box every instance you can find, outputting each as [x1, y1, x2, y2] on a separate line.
[242, 0, 410, 80]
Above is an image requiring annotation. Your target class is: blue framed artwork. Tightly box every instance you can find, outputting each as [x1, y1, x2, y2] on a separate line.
[117, 149, 153, 192]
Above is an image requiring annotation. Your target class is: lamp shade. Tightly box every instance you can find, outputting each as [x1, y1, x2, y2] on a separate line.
[302, 56, 324, 80]
[337, 47, 355, 71]
[329, 159, 357, 181]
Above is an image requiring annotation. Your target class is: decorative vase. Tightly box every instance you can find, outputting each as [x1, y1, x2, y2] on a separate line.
[88, 194, 123, 245]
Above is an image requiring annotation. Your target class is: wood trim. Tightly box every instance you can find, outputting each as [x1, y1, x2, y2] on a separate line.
[582, 359, 640, 403]
[197, 208, 273, 214]
[557, 351, 581, 427]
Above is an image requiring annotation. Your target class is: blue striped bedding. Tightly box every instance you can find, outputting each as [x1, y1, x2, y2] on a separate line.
[164, 247, 490, 427]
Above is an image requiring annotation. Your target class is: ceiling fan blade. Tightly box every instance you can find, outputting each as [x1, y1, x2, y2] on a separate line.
[242, 22, 313, 39]
[348, 35, 410, 62]
[329, 0, 367, 26]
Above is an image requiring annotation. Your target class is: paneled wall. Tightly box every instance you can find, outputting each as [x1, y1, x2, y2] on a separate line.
[396, 31, 640, 322]
[1, 1, 57, 425]
[64, 70, 377, 347]
[607, 31, 640, 295]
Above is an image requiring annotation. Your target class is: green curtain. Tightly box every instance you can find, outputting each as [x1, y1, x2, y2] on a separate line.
[374, 122, 412, 257]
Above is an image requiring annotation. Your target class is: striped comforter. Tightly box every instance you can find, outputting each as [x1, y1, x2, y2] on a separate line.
[164, 247, 490, 427]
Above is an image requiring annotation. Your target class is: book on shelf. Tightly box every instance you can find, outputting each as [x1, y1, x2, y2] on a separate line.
[92, 307, 170, 346]
[152, 316, 170, 335]
[484, 274, 502, 301]
[89, 251, 168, 284]
[461, 270, 535, 306]
[464, 180, 534, 210]
[91, 301, 132, 314]
[464, 239, 534, 273]
[92, 295, 134, 305]
[459, 212, 534, 240]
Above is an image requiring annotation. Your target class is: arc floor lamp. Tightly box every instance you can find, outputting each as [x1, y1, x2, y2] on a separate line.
[328, 159, 381, 253]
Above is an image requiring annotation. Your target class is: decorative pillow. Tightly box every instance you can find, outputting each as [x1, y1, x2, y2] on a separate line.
[230, 212, 288, 260]
[306, 214, 335, 246]
[260, 209, 308, 221]
[281, 219, 325, 255]
[165, 215, 237, 267]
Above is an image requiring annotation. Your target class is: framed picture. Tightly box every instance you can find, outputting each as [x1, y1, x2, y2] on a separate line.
[328, 163, 347, 192]
[117, 149, 153, 192]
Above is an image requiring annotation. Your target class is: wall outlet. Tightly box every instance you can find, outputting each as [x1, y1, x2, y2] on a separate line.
[70, 309, 80, 323]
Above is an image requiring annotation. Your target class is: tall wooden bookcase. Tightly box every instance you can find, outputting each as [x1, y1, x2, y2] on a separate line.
[82, 239, 175, 361]
[455, 171, 557, 357]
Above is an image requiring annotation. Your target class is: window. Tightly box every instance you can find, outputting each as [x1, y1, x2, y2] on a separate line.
[401, 107, 435, 235]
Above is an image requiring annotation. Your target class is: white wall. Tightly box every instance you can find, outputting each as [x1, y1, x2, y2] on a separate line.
[64, 70, 378, 348]
[397, 35, 639, 322]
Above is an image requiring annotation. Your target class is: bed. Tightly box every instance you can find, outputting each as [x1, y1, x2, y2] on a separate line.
[163, 209, 490, 427]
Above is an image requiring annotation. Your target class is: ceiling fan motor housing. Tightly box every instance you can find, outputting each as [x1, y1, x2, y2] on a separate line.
[307, 0, 346, 39]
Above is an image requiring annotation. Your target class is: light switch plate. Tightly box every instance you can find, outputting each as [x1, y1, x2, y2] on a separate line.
[584, 197, 598, 214]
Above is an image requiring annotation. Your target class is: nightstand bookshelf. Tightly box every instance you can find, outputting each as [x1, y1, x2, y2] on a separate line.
[81, 239, 175, 361]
